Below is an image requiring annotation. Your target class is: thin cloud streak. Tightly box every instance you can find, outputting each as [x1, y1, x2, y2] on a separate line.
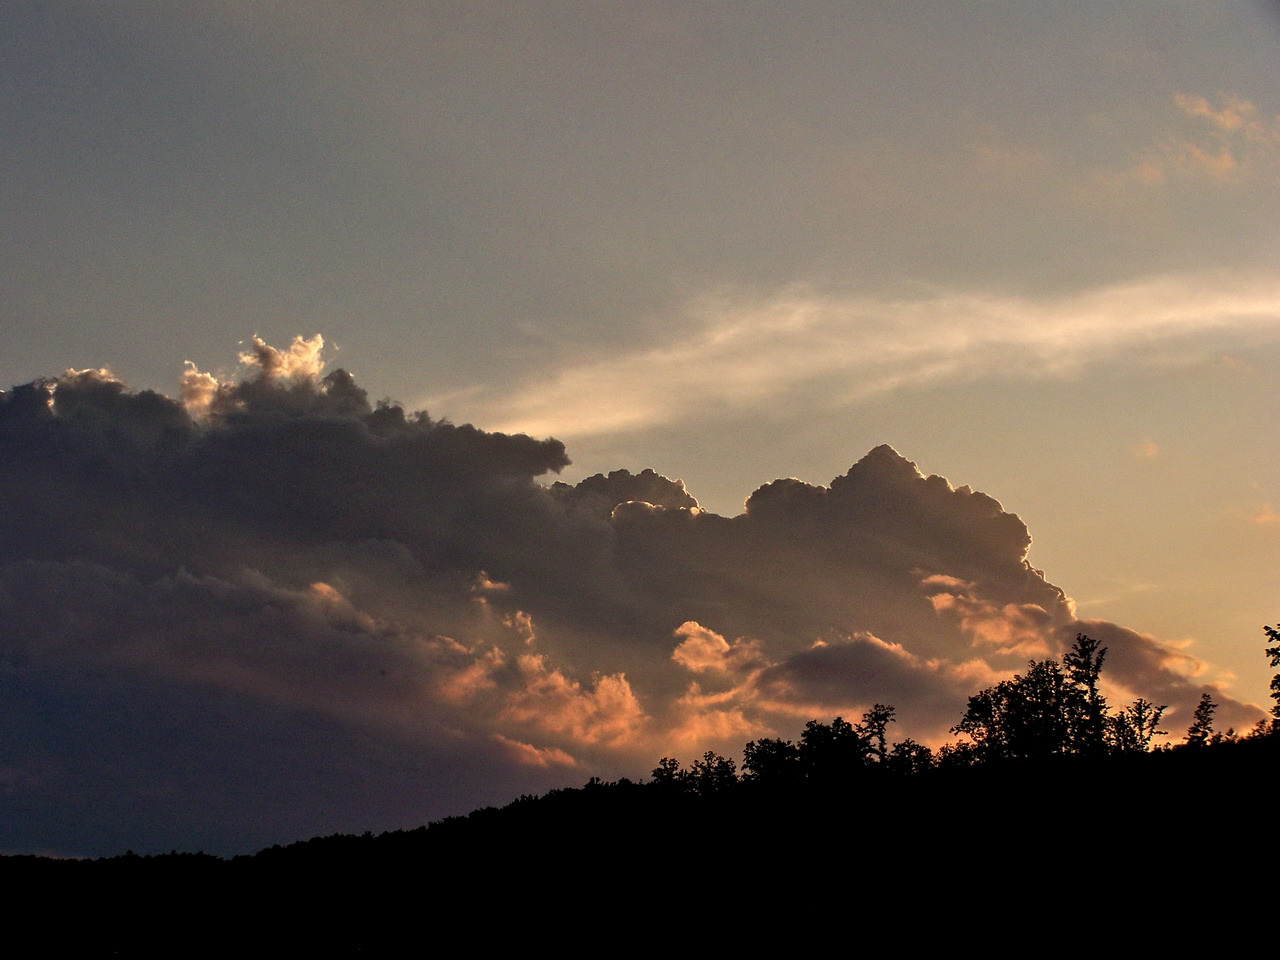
[431, 272, 1280, 440]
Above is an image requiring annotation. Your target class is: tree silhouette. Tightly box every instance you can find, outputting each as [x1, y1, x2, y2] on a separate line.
[1183, 692, 1217, 748]
[741, 737, 801, 785]
[650, 757, 685, 789]
[949, 634, 1165, 761]
[1266, 623, 1280, 726]
[688, 751, 737, 795]
[886, 738, 933, 775]
[952, 658, 1077, 761]
[798, 716, 872, 782]
[1108, 698, 1166, 753]
[1063, 633, 1108, 755]
[858, 704, 896, 763]
[743, 706, 901, 787]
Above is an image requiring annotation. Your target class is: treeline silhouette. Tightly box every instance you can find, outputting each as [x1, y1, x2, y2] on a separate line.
[643, 634, 1271, 795]
[9, 631, 1279, 952]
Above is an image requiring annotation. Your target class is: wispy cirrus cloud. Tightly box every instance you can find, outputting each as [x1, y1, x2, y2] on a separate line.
[428, 272, 1280, 440]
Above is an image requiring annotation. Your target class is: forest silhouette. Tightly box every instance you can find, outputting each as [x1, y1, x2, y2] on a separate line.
[8, 631, 1278, 951]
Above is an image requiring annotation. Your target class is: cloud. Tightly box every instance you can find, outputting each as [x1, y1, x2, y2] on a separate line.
[754, 632, 1004, 733]
[1061, 619, 1259, 735]
[1114, 94, 1280, 187]
[491, 735, 578, 769]
[498, 653, 647, 750]
[1251, 504, 1280, 527]
[551, 468, 699, 518]
[427, 273, 1280, 440]
[671, 620, 763, 675]
[926, 587, 1056, 658]
[0, 338, 1263, 854]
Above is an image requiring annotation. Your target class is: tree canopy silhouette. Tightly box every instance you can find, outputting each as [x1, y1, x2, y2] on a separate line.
[1265, 622, 1280, 725]
[949, 634, 1177, 762]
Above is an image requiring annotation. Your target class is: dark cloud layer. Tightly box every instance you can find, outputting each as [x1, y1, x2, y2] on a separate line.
[0, 339, 1260, 855]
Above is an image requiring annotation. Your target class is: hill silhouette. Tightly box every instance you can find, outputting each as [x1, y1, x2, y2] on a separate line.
[10, 631, 1276, 952]
[9, 720, 1275, 952]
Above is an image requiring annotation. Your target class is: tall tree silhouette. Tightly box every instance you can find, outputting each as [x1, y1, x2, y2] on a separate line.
[1266, 623, 1280, 726]
[858, 704, 896, 763]
[1063, 633, 1108, 755]
[1183, 692, 1217, 748]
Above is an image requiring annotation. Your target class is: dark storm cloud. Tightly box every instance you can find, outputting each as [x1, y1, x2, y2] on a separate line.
[0, 339, 1262, 854]
[1, 337, 569, 576]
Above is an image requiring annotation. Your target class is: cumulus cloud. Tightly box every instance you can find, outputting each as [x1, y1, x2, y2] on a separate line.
[498, 653, 647, 749]
[926, 587, 1056, 658]
[0, 339, 1262, 854]
[671, 620, 764, 675]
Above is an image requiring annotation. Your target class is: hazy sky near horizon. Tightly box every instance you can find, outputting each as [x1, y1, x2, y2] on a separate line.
[2, 3, 1279, 851]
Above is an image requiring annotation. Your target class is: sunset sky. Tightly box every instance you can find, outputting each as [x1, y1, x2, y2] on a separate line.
[3, 2, 1278, 855]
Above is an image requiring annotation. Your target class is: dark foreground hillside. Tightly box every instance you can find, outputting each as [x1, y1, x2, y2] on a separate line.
[7, 733, 1276, 954]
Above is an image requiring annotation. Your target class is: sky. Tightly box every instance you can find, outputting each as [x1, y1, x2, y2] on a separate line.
[2, 2, 1278, 855]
